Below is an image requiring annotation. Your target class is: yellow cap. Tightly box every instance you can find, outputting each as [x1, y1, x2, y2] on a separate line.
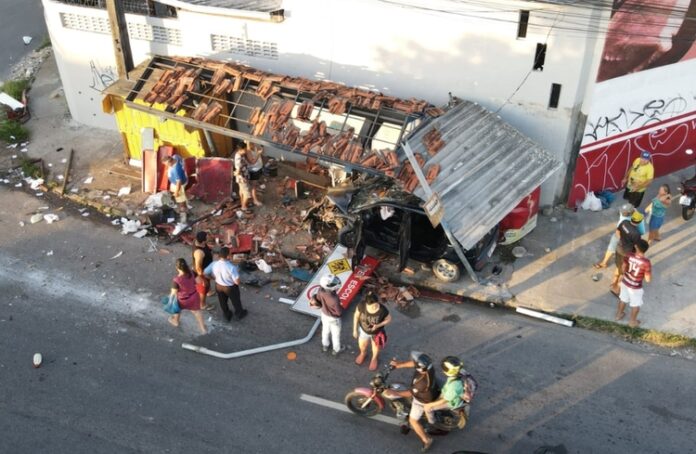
[631, 211, 644, 223]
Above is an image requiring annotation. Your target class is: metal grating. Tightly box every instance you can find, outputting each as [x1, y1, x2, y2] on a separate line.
[60, 12, 111, 34]
[211, 34, 278, 60]
[55, 0, 177, 17]
[408, 101, 562, 250]
[128, 22, 182, 46]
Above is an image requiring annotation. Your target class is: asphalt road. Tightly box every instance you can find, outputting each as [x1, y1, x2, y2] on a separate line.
[0, 0, 47, 82]
[1, 187, 695, 454]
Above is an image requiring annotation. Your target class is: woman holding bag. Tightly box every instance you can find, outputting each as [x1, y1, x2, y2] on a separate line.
[168, 258, 207, 334]
[353, 292, 392, 371]
[645, 184, 672, 244]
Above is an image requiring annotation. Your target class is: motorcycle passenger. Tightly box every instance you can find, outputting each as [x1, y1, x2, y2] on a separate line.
[389, 352, 438, 452]
[423, 356, 466, 427]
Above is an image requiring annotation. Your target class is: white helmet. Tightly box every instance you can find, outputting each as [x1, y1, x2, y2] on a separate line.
[320, 274, 341, 291]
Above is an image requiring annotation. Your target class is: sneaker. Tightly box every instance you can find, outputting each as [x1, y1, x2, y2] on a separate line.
[331, 346, 345, 356]
[322, 346, 329, 353]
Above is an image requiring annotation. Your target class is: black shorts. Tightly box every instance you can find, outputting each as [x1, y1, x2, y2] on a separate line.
[249, 169, 262, 181]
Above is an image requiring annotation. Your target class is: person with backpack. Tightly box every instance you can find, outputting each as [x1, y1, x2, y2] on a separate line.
[310, 274, 344, 355]
[423, 356, 477, 432]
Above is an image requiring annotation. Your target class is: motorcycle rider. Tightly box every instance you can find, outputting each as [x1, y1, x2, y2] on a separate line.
[423, 356, 468, 429]
[310, 274, 344, 355]
[389, 352, 438, 452]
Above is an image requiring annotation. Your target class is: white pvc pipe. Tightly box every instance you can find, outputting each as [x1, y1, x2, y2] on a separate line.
[181, 319, 321, 359]
[515, 307, 574, 327]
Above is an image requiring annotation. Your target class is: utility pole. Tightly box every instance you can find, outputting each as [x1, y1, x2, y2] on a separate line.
[106, 0, 134, 78]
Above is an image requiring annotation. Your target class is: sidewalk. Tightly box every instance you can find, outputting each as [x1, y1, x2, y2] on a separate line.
[504, 174, 696, 338]
[9, 53, 696, 339]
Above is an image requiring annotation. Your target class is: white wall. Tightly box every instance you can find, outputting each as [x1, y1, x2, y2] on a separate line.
[43, 0, 599, 203]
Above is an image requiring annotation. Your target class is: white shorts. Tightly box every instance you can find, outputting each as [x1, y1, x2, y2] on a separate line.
[409, 398, 425, 421]
[619, 282, 644, 307]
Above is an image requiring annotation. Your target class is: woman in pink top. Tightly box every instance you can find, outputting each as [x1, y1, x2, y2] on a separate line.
[169, 258, 207, 334]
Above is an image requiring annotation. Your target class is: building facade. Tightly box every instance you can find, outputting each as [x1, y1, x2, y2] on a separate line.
[41, 0, 696, 206]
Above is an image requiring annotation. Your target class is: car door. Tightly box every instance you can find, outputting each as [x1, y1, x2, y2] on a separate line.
[398, 211, 411, 271]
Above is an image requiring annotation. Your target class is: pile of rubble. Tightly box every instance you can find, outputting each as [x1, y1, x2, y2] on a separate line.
[6, 46, 52, 82]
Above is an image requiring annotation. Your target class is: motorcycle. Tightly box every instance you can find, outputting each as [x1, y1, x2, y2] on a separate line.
[344, 364, 469, 432]
[678, 149, 696, 220]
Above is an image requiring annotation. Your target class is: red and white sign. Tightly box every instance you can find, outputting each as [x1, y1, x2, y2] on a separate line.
[291, 245, 379, 317]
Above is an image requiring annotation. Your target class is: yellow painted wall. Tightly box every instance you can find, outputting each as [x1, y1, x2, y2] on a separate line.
[109, 97, 209, 160]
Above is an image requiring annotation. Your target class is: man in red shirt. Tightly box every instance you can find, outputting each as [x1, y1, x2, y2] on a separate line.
[615, 239, 651, 328]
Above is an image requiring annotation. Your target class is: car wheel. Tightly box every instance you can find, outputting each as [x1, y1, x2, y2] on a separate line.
[432, 259, 460, 282]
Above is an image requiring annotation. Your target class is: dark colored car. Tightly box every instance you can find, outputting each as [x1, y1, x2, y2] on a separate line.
[305, 179, 498, 282]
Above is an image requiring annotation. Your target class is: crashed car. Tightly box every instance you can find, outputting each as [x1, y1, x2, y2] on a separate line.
[304, 178, 498, 282]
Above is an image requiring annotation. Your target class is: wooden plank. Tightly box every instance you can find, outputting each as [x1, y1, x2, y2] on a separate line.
[277, 161, 330, 189]
[60, 149, 74, 196]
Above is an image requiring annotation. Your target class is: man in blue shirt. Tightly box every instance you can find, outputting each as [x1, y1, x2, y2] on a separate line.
[204, 247, 247, 322]
[163, 155, 189, 221]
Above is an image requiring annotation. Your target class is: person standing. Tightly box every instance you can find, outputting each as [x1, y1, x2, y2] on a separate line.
[163, 155, 189, 222]
[594, 204, 645, 269]
[645, 184, 672, 244]
[168, 258, 207, 334]
[353, 292, 392, 371]
[246, 144, 264, 207]
[621, 150, 654, 208]
[615, 239, 652, 328]
[389, 352, 438, 452]
[310, 274, 344, 355]
[204, 247, 247, 322]
[192, 231, 215, 311]
[234, 147, 252, 212]
[610, 211, 643, 295]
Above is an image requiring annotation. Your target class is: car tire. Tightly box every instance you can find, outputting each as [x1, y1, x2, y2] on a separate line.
[432, 259, 460, 282]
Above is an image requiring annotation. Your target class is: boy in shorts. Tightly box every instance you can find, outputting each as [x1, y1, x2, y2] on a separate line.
[615, 239, 651, 328]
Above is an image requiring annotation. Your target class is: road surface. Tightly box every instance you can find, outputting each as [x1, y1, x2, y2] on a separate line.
[1, 187, 695, 453]
[0, 0, 47, 82]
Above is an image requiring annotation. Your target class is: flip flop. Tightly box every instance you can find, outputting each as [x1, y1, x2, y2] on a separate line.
[609, 288, 620, 298]
[593, 263, 607, 269]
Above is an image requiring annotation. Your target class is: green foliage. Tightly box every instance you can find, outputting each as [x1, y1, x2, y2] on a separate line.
[0, 118, 29, 143]
[38, 34, 52, 50]
[20, 158, 41, 178]
[0, 78, 30, 100]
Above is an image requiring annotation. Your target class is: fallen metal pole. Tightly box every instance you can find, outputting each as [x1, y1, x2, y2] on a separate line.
[516, 307, 574, 327]
[181, 318, 321, 359]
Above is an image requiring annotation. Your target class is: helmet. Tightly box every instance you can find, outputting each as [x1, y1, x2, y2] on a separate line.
[319, 274, 341, 291]
[410, 351, 433, 372]
[441, 356, 463, 377]
[619, 203, 634, 217]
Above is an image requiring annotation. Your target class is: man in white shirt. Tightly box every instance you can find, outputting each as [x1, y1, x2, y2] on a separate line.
[204, 247, 247, 322]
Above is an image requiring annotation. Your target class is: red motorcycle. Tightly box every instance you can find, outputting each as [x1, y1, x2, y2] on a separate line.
[344, 364, 472, 432]
[678, 149, 696, 220]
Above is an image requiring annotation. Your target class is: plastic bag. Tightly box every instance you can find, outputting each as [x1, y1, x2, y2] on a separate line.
[161, 295, 180, 314]
[255, 259, 272, 274]
[596, 190, 615, 209]
[581, 192, 602, 211]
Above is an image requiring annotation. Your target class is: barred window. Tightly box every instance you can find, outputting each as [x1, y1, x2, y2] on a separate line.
[128, 22, 182, 46]
[54, 0, 177, 18]
[211, 34, 278, 60]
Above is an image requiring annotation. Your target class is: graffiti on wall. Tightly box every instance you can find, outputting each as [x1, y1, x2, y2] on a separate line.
[584, 95, 691, 141]
[88, 59, 116, 92]
[569, 113, 696, 205]
[597, 0, 696, 82]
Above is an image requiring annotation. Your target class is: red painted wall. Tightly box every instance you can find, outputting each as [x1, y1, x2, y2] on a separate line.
[568, 112, 696, 207]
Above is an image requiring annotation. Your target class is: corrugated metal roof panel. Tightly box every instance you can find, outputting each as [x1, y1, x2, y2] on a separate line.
[408, 101, 562, 250]
[160, 0, 282, 12]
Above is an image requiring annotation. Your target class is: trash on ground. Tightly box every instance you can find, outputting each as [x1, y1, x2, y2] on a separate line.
[22, 36, 32, 45]
[121, 218, 141, 234]
[43, 214, 60, 224]
[33, 353, 42, 368]
[30, 213, 43, 224]
[117, 185, 131, 197]
[83, 176, 94, 184]
[512, 246, 526, 258]
[255, 259, 273, 273]
[46, 250, 53, 256]
[109, 251, 123, 260]
[0, 92, 25, 110]
[133, 229, 148, 239]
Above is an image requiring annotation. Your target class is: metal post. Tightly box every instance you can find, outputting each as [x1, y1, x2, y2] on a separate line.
[106, 0, 134, 78]
[203, 130, 218, 157]
[402, 143, 479, 283]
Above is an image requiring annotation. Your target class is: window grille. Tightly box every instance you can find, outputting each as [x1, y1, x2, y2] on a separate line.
[211, 34, 278, 60]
